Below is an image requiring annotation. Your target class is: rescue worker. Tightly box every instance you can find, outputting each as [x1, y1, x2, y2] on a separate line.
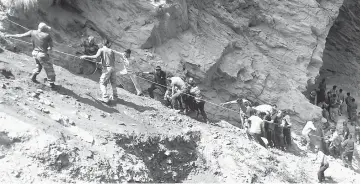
[348, 98, 358, 125]
[329, 85, 337, 97]
[312, 146, 329, 183]
[274, 110, 285, 150]
[322, 104, 330, 125]
[119, 49, 143, 96]
[246, 111, 267, 148]
[5, 22, 56, 88]
[338, 89, 345, 115]
[329, 94, 339, 123]
[325, 127, 341, 158]
[318, 78, 327, 103]
[302, 120, 317, 149]
[355, 125, 360, 145]
[80, 36, 99, 55]
[80, 40, 118, 103]
[220, 97, 252, 129]
[164, 86, 181, 108]
[263, 114, 275, 147]
[167, 76, 187, 110]
[282, 113, 292, 147]
[143, 66, 167, 99]
[310, 89, 317, 105]
[342, 121, 350, 140]
[188, 78, 208, 123]
[345, 92, 353, 119]
[341, 134, 354, 168]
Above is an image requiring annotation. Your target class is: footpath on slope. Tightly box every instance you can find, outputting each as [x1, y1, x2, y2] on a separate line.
[0, 47, 360, 183]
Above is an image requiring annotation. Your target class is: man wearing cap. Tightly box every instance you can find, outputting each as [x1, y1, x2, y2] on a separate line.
[5, 22, 56, 88]
[80, 40, 119, 103]
[143, 66, 167, 99]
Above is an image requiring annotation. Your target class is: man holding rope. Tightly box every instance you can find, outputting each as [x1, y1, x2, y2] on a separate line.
[5, 22, 56, 88]
[80, 40, 118, 103]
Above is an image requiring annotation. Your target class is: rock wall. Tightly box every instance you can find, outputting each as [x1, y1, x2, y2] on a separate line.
[0, 0, 345, 125]
[149, 0, 344, 124]
[318, 0, 360, 106]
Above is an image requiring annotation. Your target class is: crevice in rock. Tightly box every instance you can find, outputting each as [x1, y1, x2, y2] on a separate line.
[305, 0, 360, 101]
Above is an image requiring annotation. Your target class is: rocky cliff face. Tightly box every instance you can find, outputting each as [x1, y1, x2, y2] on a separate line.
[318, 0, 360, 105]
[0, 0, 345, 124]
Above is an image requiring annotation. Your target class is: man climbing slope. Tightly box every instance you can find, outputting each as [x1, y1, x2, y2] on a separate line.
[5, 22, 56, 88]
[80, 40, 118, 103]
[142, 66, 167, 99]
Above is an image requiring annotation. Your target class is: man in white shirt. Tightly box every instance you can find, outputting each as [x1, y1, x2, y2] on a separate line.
[302, 121, 317, 148]
[118, 49, 143, 96]
[167, 76, 187, 110]
[246, 112, 267, 148]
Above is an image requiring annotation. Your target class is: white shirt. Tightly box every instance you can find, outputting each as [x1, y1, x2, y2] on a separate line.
[302, 121, 316, 136]
[248, 116, 263, 134]
[170, 77, 186, 89]
[314, 151, 327, 165]
[254, 104, 274, 115]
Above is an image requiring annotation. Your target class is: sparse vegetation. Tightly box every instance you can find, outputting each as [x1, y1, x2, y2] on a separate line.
[0, 0, 39, 12]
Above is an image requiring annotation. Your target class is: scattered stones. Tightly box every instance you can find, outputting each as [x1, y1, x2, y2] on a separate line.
[36, 89, 43, 94]
[2, 84, 6, 89]
[31, 92, 39, 98]
[168, 116, 176, 121]
[39, 98, 54, 107]
[100, 113, 107, 118]
[97, 137, 108, 145]
[79, 112, 91, 120]
[50, 112, 75, 127]
[42, 108, 50, 114]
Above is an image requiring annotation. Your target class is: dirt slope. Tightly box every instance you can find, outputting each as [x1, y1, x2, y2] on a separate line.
[0, 47, 359, 183]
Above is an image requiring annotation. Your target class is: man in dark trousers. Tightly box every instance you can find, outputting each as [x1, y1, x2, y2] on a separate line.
[345, 92, 353, 119]
[318, 78, 327, 103]
[342, 121, 350, 140]
[143, 66, 167, 99]
[313, 146, 329, 183]
[341, 134, 354, 168]
[5, 22, 56, 88]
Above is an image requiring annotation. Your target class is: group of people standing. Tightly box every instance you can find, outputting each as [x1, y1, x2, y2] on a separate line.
[308, 79, 359, 182]
[220, 99, 292, 150]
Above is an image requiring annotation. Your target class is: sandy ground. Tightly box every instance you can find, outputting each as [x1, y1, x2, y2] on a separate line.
[0, 49, 360, 183]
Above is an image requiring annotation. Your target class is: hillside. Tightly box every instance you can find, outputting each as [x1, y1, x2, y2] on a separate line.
[0, 48, 359, 183]
[0, 0, 360, 183]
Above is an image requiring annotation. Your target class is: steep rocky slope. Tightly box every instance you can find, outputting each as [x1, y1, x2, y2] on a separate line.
[0, 0, 349, 126]
[0, 47, 359, 183]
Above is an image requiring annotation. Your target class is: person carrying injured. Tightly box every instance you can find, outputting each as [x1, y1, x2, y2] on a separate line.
[80, 40, 119, 103]
[167, 76, 187, 111]
[220, 97, 252, 129]
[246, 111, 267, 148]
[302, 120, 317, 149]
[187, 77, 208, 123]
[5, 22, 56, 88]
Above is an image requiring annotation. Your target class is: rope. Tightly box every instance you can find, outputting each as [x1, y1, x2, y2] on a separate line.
[6, 18, 30, 30]
[3, 36, 239, 113]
